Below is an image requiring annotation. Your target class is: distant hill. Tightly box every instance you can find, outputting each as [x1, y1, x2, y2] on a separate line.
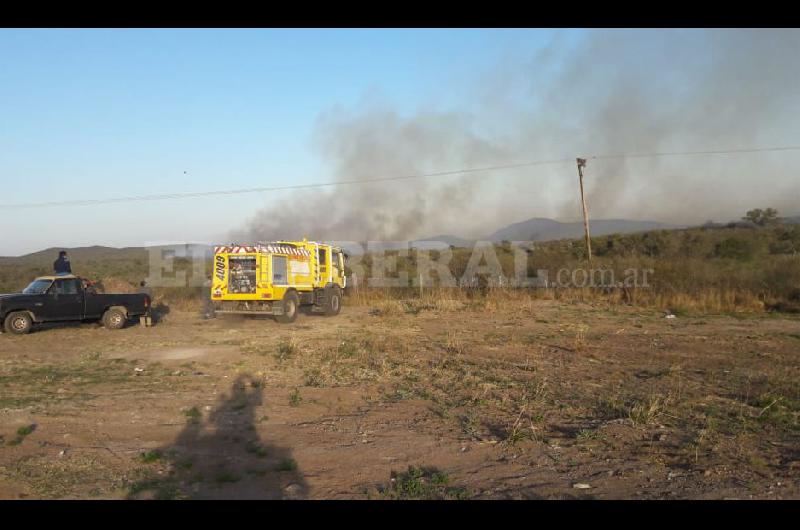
[0, 246, 147, 266]
[411, 235, 476, 248]
[412, 218, 682, 247]
[0, 244, 214, 294]
[2, 214, 792, 263]
[487, 218, 682, 243]
[0, 244, 213, 264]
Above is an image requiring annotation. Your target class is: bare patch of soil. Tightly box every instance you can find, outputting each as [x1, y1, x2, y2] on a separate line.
[0, 300, 797, 499]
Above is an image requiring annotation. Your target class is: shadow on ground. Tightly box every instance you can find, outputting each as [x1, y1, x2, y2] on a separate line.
[127, 374, 307, 500]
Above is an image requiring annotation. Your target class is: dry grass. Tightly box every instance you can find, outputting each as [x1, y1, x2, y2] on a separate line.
[345, 284, 773, 317]
[444, 331, 467, 355]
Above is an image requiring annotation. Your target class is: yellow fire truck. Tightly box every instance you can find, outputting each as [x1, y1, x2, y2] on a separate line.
[211, 239, 346, 323]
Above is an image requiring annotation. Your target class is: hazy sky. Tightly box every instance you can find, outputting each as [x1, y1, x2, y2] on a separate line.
[1, 29, 797, 255]
[0, 29, 565, 255]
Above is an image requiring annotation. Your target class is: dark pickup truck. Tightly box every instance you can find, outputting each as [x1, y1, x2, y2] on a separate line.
[0, 275, 151, 335]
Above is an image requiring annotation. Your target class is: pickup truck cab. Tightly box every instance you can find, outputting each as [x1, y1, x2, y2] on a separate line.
[0, 275, 151, 335]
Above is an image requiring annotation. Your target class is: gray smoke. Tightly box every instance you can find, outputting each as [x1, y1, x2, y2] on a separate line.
[234, 29, 800, 243]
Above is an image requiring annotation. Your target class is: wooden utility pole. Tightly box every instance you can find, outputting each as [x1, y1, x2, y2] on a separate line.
[576, 158, 592, 266]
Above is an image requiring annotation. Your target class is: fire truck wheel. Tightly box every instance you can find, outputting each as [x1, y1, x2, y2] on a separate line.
[324, 286, 342, 317]
[277, 291, 300, 324]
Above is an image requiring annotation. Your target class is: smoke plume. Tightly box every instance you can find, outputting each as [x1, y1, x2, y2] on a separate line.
[233, 29, 800, 243]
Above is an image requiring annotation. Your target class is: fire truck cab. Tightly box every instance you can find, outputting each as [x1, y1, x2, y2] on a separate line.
[211, 239, 346, 323]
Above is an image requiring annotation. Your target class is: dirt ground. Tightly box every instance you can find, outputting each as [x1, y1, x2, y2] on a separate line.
[0, 299, 798, 499]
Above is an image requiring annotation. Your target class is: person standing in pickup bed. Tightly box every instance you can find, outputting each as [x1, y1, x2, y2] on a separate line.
[53, 251, 72, 276]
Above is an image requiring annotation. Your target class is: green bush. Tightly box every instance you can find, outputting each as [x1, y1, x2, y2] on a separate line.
[713, 237, 757, 260]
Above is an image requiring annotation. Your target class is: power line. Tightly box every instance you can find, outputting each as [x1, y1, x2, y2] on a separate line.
[0, 158, 574, 209]
[2, 145, 799, 209]
[588, 145, 800, 161]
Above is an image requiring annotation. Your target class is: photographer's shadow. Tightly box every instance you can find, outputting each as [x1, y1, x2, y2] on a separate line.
[127, 374, 307, 500]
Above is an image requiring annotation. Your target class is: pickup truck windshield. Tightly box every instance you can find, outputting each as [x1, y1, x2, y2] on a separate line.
[23, 280, 53, 294]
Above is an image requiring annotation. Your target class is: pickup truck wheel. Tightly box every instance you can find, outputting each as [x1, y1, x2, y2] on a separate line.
[4, 312, 33, 335]
[276, 291, 299, 324]
[324, 286, 342, 317]
[102, 308, 127, 330]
